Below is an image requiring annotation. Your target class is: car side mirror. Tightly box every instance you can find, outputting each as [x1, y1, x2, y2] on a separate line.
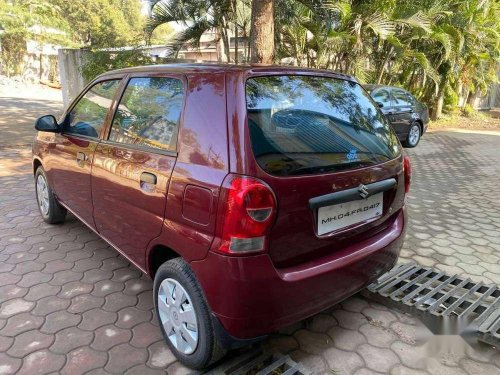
[376, 101, 384, 108]
[35, 115, 60, 132]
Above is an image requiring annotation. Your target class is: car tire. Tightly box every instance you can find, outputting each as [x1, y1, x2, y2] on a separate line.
[35, 167, 67, 224]
[404, 123, 421, 148]
[154, 258, 226, 370]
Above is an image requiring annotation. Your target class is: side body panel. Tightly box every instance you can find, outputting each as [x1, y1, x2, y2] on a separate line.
[147, 71, 229, 266]
[92, 144, 176, 268]
[49, 135, 99, 227]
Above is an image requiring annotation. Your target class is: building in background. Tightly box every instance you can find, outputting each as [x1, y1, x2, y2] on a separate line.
[176, 31, 249, 63]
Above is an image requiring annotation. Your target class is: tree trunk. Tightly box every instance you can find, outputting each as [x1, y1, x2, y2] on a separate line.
[431, 63, 450, 120]
[217, 29, 230, 63]
[376, 45, 392, 84]
[234, 25, 238, 64]
[222, 29, 230, 62]
[466, 90, 479, 107]
[431, 77, 447, 120]
[432, 92, 444, 120]
[456, 80, 464, 107]
[233, 0, 238, 64]
[250, 0, 274, 64]
[39, 52, 43, 81]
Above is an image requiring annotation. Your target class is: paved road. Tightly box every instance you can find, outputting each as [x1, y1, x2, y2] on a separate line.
[0, 83, 63, 148]
[0, 90, 499, 374]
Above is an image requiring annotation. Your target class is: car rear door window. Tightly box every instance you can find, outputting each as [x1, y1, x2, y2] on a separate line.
[372, 88, 392, 107]
[66, 80, 121, 138]
[392, 89, 411, 107]
[109, 77, 183, 152]
[246, 75, 400, 176]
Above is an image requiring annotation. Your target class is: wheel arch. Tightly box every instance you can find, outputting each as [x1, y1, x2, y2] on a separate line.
[33, 157, 42, 175]
[148, 244, 181, 278]
[413, 119, 423, 133]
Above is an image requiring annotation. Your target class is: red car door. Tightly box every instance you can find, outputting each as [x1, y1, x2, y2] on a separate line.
[47, 79, 122, 228]
[91, 75, 184, 269]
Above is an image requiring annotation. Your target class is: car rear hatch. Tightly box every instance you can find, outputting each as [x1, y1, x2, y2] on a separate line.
[244, 74, 405, 268]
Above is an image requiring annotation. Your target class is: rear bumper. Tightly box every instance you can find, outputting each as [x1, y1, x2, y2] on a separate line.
[191, 207, 407, 340]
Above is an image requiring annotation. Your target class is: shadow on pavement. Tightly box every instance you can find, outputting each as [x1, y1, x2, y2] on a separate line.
[0, 97, 63, 148]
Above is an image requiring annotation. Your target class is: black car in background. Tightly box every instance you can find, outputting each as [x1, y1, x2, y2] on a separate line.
[364, 85, 429, 148]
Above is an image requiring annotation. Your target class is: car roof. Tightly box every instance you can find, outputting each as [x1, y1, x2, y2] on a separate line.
[97, 63, 357, 83]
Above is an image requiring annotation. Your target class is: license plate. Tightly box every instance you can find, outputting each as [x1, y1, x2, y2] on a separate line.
[317, 193, 383, 235]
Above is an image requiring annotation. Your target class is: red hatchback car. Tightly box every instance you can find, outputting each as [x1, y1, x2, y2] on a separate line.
[33, 64, 410, 369]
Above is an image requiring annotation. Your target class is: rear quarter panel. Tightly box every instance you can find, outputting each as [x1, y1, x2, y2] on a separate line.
[148, 72, 229, 264]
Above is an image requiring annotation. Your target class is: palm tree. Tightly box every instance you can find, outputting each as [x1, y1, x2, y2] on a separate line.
[145, 0, 498, 117]
[145, 0, 234, 62]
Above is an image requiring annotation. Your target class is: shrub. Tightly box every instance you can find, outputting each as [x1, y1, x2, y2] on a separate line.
[462, 104, 476, 118]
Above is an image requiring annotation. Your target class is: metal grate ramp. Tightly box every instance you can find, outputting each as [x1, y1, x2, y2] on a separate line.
[203, 349, 311, 375]
[362, 262, 500, 347]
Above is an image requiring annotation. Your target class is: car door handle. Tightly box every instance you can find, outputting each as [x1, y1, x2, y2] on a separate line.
[140, 172, 157, 185]
[76, 152, 86, 163]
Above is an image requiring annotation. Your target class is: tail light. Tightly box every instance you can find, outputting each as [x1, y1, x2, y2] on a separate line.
[403, 155, 411, 194]
[213, 174, 277, 255]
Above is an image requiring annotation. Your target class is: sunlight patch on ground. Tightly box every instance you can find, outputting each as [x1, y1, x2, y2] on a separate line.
[0, 148, 32, 177]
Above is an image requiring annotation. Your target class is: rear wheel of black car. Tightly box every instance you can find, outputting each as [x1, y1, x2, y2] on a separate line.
[154, 258, 226, 369]
[35, 167, 67, 224]
[404, 123, 421, 148]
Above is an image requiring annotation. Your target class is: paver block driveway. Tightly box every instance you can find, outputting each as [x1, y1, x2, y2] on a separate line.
[0, 84, 499, 374]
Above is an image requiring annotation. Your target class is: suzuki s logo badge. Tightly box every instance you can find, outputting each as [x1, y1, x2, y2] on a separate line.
[358, 184, 369, 199]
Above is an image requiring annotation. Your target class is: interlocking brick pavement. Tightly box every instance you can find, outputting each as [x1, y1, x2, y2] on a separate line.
[1, 85, 499, 375]
[263, 131, 500, 375]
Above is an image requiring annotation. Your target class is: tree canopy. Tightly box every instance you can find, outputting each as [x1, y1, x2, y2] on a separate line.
[1, 0, 498, 118]
[0, 0, 155, 78]
[146, 0, 499, 118]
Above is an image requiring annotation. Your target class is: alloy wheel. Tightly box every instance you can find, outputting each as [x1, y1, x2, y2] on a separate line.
[409, 124, 420, 146]
[36, 174, 50, 216]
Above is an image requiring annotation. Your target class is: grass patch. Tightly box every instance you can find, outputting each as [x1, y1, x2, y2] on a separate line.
[429, 111, 500, 131]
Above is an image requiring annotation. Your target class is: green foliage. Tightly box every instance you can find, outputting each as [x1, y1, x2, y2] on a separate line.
[0, 0, 146, 77]
[145, 0, 244, 62]
[443, 83, 459, 113]
[462, 103, 475, 117]
[50, 0, 144, 48]
[0, 0, 73, 76]
[143, 0, 498, 118]
[80, 49, 154, 82]
[0, 32, 27, 76]
[149, 23, 176, 45]
[268, 0, 500, 118]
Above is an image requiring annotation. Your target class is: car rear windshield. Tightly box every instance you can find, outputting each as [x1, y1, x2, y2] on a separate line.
[246, 75, 400, 176]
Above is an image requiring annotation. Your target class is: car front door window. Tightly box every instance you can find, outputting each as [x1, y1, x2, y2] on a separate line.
[66, 80, 121, 138]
